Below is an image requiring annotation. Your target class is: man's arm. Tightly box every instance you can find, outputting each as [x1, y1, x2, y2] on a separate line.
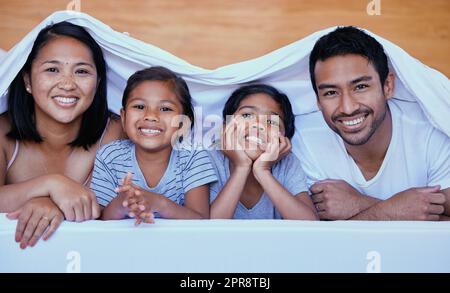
[310, 180, 446, 221]
[442, 188, 450, 217]
[350, 186, 445, 221]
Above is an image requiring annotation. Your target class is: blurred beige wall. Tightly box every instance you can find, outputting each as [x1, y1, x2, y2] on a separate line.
[0, 0, 448, 76]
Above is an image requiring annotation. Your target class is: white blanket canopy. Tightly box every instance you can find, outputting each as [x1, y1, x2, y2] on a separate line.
[0, 10, 449, 148]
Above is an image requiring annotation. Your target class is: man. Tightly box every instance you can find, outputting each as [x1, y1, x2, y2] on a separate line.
[295, 26, 450, 220]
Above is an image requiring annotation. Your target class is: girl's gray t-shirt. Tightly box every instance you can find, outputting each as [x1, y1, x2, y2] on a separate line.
[208, 150, 308, 219]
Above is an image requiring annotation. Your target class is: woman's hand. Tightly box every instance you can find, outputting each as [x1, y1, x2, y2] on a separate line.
[47, 174, 100, 222]
[7, 197, 64, 249]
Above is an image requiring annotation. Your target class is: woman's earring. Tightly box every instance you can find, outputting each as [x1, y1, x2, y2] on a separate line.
[26, 86, 31, 93]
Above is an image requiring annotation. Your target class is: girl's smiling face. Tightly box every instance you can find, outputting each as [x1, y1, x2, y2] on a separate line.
[232, 93, 285, 160]
[121, 80, 184, 153]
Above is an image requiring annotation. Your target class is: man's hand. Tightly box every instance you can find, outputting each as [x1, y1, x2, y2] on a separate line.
[310, 179, 378, 220]
[382, 186, 445, 220]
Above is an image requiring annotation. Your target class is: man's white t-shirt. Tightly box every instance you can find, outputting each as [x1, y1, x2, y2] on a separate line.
[294, 99, 450, 200]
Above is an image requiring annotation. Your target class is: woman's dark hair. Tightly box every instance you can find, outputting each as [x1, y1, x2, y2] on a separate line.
[122, 66, 195, 128]
[7, 21, 109, 150]
[222, 84, 295, 139]
[309, 26, 389, 96]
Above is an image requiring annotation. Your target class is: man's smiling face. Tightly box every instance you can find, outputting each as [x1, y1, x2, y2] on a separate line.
[314, 54, 394, 146]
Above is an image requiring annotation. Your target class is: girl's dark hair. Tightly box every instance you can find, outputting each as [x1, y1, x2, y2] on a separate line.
[222, 84, 295, 139]
[309, 26, 389, 96]
[122, 66, 195, 128]
[7, 21, 109, 150]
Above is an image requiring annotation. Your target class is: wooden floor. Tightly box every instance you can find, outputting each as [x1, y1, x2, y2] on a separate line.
[0, 0, 449, 76]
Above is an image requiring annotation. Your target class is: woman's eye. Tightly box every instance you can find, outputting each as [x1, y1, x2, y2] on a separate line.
[45, 67, 58, 73]
[75, 69, 89, 74]
[160, 107, 173, 112]
[242, 113, 254, 119]
[132, 104, 145, 110]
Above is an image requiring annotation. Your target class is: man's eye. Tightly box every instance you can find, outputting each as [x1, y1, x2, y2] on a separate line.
[160, 107, 173, 112]
[242, 113, 254, 119]
[324, 91, 337, 97]
[355, 84, 369, 90]
[45, 67, 58, 73]
[132, 105, 145, 110]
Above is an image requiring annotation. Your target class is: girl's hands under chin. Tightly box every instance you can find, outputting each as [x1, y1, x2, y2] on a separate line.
[221, 116, 253, 169]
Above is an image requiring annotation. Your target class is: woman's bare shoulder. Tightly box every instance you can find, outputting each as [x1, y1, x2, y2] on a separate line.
[0, 113, 11, 135]
[0, 113, 14, 144]
[0, 113, 15, 160]
[102, 114, 125, 145]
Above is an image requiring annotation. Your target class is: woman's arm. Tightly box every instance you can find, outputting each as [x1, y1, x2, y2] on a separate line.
[0, 115, 101, 217]
[0, 174, 56, 212]
[1, 174, 99, 221]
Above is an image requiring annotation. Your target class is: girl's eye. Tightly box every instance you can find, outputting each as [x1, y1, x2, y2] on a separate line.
[242, 113, 254, 119]
[160, 107, 173, 112]
[132, 104, 145, 110]
[355, 84, 369, 90]
[45, 67, 58, 73]
[267, 119, 280, 126]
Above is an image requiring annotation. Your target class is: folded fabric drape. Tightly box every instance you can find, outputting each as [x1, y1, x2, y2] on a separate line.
[1, 10, 448, 151]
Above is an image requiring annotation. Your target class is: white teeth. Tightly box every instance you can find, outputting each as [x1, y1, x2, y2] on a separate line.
[140, 128, 162, 134]
[54, 96, 77, 104]
[245, 136, 263, 145]
[342, 116, 365, 126]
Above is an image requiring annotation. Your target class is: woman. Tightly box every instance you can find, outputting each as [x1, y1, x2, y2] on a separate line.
[0, 22, 124, 249]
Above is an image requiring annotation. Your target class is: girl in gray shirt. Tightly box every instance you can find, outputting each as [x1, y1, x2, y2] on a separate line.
[209, 84, 318, 220]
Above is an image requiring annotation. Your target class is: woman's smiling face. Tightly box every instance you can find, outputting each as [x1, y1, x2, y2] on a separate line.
[24, 36, 99, 125]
